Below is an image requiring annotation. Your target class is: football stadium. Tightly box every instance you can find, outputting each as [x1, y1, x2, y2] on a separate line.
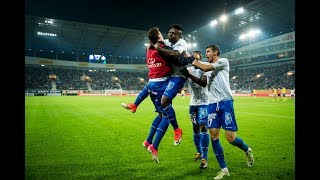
[25, 0, 295, 179]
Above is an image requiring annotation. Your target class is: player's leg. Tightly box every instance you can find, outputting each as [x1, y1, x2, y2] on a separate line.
[198, 105, 209, 167]
[146, 80, 169, 163]
[190, 106, 201, 161]
[207, 103, 229, 178]
[121, 83, 149, 113]
[162, 77, 186, 145]
[143, 113, 162, 148]
[221, 100, 254, 167]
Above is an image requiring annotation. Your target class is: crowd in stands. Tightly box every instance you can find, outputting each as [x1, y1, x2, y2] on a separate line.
[25, 66, 147, 91]
[25, 63, 295, 92]
[229, 63, 295, 90]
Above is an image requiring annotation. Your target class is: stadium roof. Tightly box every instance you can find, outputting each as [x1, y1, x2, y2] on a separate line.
[25, 0, 295, 61]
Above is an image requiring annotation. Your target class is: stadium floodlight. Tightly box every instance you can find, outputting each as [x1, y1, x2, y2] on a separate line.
[235, 7, 244, 15]
[37, 31, 57, 37]
[219, 15, 228, 22]
[239, 29, 261, 40]
[209, 20, 218, 27]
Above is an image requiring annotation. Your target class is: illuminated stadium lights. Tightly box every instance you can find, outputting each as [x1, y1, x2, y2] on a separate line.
[186, 34, 198, 49]
[219, 15, 228, 22]
[239, 29, 261, 40]
[256, 73, 264, 78]
[37, 31, 57, 37]
[45, 19, 53, 24]
[37, 18, 58, 27]
[210, 20, 218, 27]
[287, 71, 294, 76]
[235, 7, 244, 14]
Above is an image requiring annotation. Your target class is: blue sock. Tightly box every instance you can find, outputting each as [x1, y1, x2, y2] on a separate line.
[153, 116, 170, 149]
[212, 139, 227, 169]
[200, 131, 209, 160]
[163, 104, 179, 130]
[134, 86, 149, 106]
[193, 131, 201, 153]
[230, 137, 249, 152]
[146, 115, 162, 144]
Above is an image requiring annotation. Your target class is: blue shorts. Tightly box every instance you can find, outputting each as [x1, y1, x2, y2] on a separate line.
[207, 99, 238, 131]
[189, 105, 208, 125]
[146, 80, 168, 113]
[163, 76, 187, 100]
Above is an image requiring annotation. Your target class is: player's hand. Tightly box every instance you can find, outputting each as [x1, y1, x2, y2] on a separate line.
[192, 60, 199, 69]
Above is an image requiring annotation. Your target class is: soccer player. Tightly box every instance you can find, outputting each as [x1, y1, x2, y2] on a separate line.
[192, 45, 254, 179]
[253, 88, 256, 99]
[281, 87, 287, 101]
[137, 27, 174, 163]
[290, 88, 295, 98]
[277, 88, 281, 101]
[122, 24, 190, 146]
[129, 27, 196, 163]
[180, 89, 186, 100]
[182, 51, 210, 169]
[272, 87, 277, 102]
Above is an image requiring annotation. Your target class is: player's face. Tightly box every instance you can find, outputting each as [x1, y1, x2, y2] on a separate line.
[158, 32, 164, 42]
[168, 28, 180, 43]
[193, 53, 201, 61]
[206, 48, 219, 62]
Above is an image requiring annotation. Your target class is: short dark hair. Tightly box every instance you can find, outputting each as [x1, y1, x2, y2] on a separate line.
[147, 27, 160, 44]
[172, 24, 183, 32]
[206, 45, 220, 56]
[193, 50, 202, 60]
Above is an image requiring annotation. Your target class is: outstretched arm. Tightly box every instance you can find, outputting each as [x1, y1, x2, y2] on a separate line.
[180, 67, 207, 87]
[192, 60, 214, 72]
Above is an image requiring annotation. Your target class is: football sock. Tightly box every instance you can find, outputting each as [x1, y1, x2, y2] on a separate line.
[193, 131, 201, 153]
[212, 139, 227, 169]
[152, 116, 170, 149]
[162, 104, 179, 130]
[230, 137, 249, 152]
[146, 115, 162, 144]
[134, 86, 149, 106]
[200, 131, 209, 160]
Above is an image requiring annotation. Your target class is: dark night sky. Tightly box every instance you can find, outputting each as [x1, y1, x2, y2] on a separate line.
[25, 0, 255, 33]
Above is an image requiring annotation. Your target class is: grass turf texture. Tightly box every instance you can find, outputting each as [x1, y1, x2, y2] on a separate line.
[25, 96, 295, 179]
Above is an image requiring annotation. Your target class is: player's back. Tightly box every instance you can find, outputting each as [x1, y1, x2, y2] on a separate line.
[146, 44, 172, 79]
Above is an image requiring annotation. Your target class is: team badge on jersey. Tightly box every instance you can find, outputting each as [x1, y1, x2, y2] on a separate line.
[199, 108, 208, 119]
[224, 112, 233, 125]
[166, 81, 174, 90]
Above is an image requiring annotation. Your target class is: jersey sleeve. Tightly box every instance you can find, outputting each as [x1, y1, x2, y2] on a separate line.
[212, 58, 228, 70]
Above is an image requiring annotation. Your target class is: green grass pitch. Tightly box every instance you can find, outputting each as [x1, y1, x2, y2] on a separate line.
[25, 95, 295, 179]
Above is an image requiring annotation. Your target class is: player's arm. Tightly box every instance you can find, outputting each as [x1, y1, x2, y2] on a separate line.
[156, 44, 194, 66]
[155, 43, 180, 59]
[175, 51, 196, 66]
[181, 67, 207, 87]
[192, 60, 214, 72]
